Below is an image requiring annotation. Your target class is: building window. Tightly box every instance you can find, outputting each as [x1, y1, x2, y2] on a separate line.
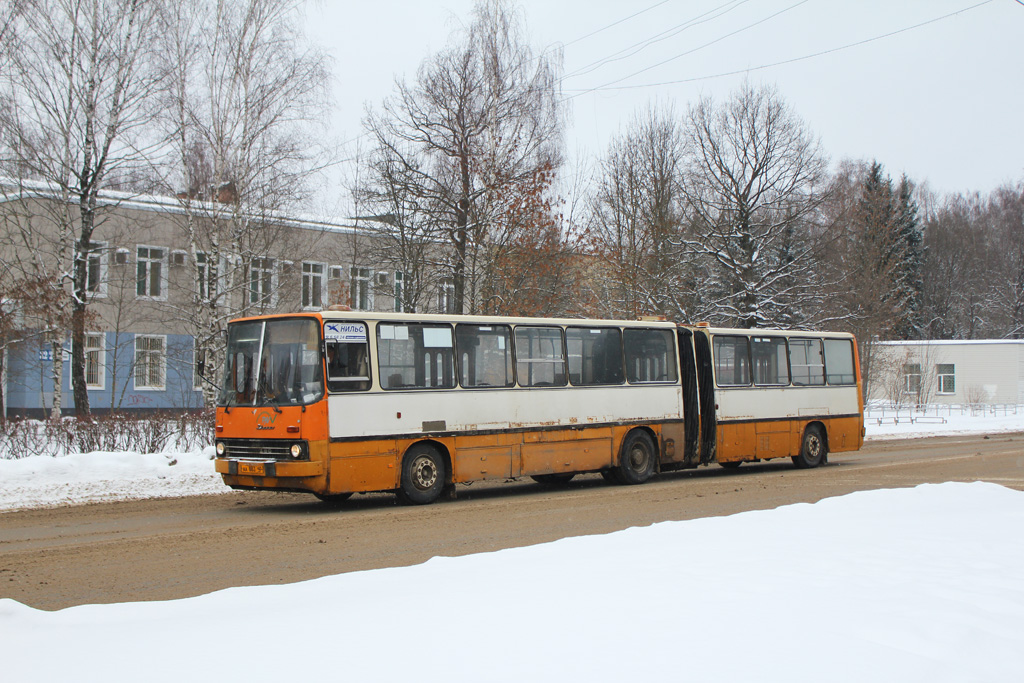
[84, 333, 104, 390]
[937, 364, 955, 394]
[85, 241, 107, 297]
[302, 262, 325, 309]
[249, 257, 274, 305]
[350, 267, 373, 310]
[438, 278, 456, 315]
[136, 246, 165, 298]
[196, 252, 219, 302]
[135, 335, 166, 390]
[902, 363, 922, 395]
[394, 271, 413, 312]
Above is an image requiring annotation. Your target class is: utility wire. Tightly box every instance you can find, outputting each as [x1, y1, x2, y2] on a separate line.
[565, 0, 811, 101]
[565, 0, 995, 95]
[563, 0, 752, 81]
[560, 0, 674, 49]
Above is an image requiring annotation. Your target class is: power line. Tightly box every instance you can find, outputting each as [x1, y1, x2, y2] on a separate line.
[336, 3, 678, 152]
[565, 0, 811, 101]
[565, 0, 995, 95]
[563, 0, 752, 81]
[560, 0, 674, 49]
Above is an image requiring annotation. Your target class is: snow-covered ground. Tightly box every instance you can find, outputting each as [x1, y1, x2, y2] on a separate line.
[2, 481, 1023, 682]
[1, 408, 1020, 513]
[1, 415, 1023, 680]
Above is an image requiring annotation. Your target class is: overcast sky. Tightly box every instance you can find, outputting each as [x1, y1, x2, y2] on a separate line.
[307, 0, 1023, 209]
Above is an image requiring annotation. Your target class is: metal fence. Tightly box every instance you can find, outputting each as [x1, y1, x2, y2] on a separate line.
[864, 401, 1021, 426]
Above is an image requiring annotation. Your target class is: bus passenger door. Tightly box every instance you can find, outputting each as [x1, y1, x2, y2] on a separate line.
[677, 329, 701, 467]
[692, 330, 717, 464]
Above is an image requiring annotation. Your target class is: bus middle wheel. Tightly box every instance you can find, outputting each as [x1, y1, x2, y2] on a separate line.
[398, 444, 447, 505]
[616, 430, 657, 485]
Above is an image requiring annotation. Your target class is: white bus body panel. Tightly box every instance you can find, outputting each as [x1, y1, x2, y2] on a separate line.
[715, 385, 860, 421]
[328, 385, 683, 439]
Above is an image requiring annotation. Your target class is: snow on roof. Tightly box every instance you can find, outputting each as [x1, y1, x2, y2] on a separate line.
[876, 339, 1024, 346]
[1, 176, 375, 235]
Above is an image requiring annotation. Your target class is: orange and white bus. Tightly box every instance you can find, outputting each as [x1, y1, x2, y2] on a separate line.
[214, 311, 863, 504]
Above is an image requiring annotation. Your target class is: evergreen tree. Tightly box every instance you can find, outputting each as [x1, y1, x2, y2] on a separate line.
[893, 175, 925, 338]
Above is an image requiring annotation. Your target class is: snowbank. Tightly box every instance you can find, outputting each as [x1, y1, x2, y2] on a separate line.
[2, 482, 1022, 682]
[0, 447, 230, 511]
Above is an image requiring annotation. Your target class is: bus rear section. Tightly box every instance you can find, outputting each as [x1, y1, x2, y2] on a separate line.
[686, 327, 864, 469]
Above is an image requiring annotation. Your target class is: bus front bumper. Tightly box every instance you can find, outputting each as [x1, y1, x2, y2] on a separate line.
[215, 458, 324, 479]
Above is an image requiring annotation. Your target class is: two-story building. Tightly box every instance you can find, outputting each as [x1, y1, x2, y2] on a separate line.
[0, 180, 429, 417]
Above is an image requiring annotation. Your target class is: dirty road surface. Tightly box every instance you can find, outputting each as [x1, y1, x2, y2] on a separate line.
[2, 433, 1022, 611]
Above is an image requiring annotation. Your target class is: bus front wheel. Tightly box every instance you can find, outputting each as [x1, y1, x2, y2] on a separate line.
[398, 444, 447, 505]
[616, 431, 657, 485]
[793, 426, 827, 469]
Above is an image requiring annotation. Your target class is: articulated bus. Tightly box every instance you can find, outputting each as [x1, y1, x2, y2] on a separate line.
[214, 311, 864, 504]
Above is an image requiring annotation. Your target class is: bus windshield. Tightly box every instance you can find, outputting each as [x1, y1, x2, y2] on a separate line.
[219, 318, 324, 407]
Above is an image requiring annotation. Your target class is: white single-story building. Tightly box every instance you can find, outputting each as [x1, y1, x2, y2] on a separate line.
[868, 340, 1024, 405]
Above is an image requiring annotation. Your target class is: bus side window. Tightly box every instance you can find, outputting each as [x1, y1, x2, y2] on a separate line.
[713, 335, 751, 386]
[456, 324, 514, 388]
[514, 326, 567, 387]
[790, 338, 825, 386]
[566, 327, 624, 386]
[824, 339, 856, 385]
[378, 323, 455, 389]
[624, 329, 678, 383]
[326, 338, 371, 392]
[752, 337, 790, 386]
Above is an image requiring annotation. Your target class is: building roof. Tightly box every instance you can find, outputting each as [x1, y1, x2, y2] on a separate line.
[0, 176, 375, 236]
[876, 339, 1024, 346]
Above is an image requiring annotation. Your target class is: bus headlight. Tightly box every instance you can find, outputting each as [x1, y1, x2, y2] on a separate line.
[216, 442, 226, 456]
[290, 443, 303, 459]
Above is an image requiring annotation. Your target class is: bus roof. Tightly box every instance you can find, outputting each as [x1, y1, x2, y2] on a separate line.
[317, 309, 679, 329]
[226, 309, 855, 340]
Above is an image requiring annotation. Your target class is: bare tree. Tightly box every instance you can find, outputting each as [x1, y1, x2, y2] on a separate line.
[589, 106, 695, 320]
[679, 81, 829, 328]
[156, 0, 331, 406]
[359, 0, 563, 314]
[1, 0, 163, 415]
[984, 182, 1024, 339]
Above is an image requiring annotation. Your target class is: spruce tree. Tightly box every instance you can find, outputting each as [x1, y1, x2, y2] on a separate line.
[893, 175, 925, 339]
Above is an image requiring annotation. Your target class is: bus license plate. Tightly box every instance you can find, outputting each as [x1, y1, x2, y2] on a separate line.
[238, 461, 266, 477]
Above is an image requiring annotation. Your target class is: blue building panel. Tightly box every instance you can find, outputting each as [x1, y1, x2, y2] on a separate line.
[3, 331, 205, 415]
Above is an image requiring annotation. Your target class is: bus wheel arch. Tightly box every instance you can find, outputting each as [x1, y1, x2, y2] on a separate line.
[793, 423, 828, 469]
[614, 428, 659, 485]
[397, 441, 449, 505]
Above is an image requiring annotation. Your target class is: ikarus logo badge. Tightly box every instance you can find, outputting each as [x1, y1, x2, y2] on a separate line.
[256, 410, 277, 430]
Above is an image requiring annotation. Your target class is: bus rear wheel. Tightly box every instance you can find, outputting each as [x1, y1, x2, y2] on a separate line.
[398, 444, 447, 505]
[616, 431, 657, 485]
[793, 426, 827, 469]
